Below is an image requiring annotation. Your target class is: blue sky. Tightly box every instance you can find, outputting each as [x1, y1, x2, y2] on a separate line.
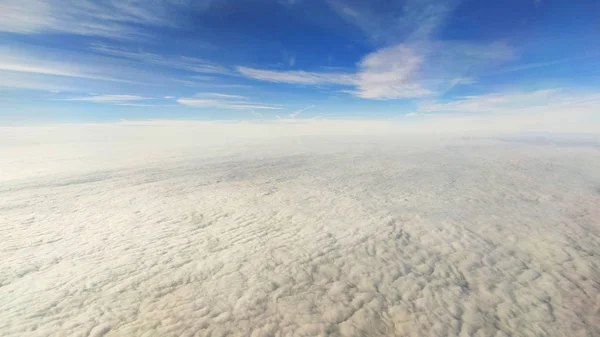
[0, 0, 599, 124]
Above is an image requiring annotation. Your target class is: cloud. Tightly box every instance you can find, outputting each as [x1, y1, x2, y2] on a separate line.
[0, 0, 210, 38]
[177, 92, 280, 110]
[0, 71, 77, 92]
[117, 103, 168, 107]
[90, 44, 230, 74]
[490, 54, 600, 75]
[195, 93, 249, 100]
[418, 89, 559, 113]
[237, 41, 514, 100]
[288, 105, 315, 118]
[412, 89, 600, 133]
[0, 60, 133, 84]
[349, 44, 431, 99]
[237, 66, 356, 86]
[177, 97, 283, 110]
[1, 120, 599, 337]
[0, 44, 187, 92]
[326, 0, 461, 44]
[61, 94, 151, 103]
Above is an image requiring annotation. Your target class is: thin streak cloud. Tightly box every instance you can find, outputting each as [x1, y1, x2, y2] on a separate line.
[60, 94, 151, 103]
[177, 98, 283, 110]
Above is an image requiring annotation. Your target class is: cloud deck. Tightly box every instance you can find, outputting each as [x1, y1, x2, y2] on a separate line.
[1, 129, 599, 336]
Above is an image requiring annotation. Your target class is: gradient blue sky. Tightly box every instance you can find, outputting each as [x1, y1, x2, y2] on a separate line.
[1, 0, 599, 123]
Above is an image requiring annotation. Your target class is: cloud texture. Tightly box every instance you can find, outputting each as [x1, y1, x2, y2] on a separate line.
[1, 122, 600, 336]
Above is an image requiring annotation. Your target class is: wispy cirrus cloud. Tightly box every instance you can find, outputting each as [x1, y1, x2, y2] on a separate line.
[0, 45, 176, 92]
[409, 89, 600, 133]
[0, 43, 219, 93]
[177, 98, 283, 110]
[60, 94, 150, 103]
[489, 54, 600, 75]
[278, 105, 315, 119]
[0, 0, 211, 38]
[286, 0, 515, 101]
[417, 89, 600, 115]
[196, 93, 249, 99]
[57, 94, 180, 107]
[0, 45, 144, 84]
[238, 41, 514, 100]
[326, 0, 461, 45]
[289, 105, 315, 118]
[418, 90, 557, 113]
[177, 92, 283, 110]
[90, 44, 229, 74]
[236, 67, 356, 86]
[0, 61, 138, 84]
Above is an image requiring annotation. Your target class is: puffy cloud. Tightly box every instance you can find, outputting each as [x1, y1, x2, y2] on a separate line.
[1, 122, 599, 336]
[349, 44, 431, 99]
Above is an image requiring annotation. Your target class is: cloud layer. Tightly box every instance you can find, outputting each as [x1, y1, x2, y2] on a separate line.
[1, 124, 599, 336]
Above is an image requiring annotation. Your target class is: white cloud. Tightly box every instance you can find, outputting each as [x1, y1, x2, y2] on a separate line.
[418, 89, 559, 113]
[0, 71, 77, 92]
[61, 94, 150, 103]
[237, 41, 514, 100]
[350, 44, 431, 99]
[326, 0, 461, 44]
[288, 105, 315, 118]
[0, 60, 132, 83]
[226, 104, 283, 110]
[90, 44, 230, 74]
[237, 66, 356, 86]
[178, 92, 254, 108]
[0, 45, 185, 92]
[0, 0, 207, 38]
[411, 89, 600, 134]
[177, 98, 283, 110]
[117, 103, 167, 107]
[163, 96, 175, 99]
[1, 121, 599, 337]
[195, 93, 249, 100]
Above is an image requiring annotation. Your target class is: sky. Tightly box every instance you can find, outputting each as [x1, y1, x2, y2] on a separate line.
[0, 0, 599, 124]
